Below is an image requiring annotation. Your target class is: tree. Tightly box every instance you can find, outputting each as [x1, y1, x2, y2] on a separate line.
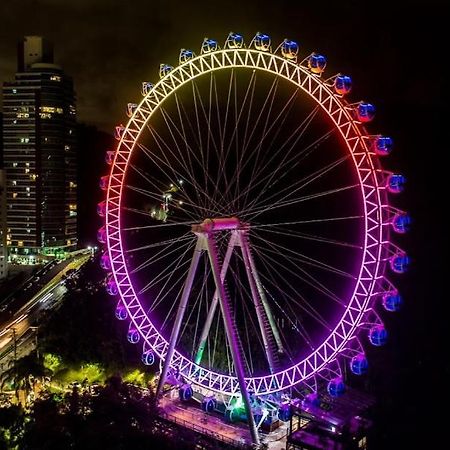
[0, 353, 50, 405]
[0, 404, 24, 449]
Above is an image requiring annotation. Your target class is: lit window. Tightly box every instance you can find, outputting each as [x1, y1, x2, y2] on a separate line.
[18, 241, 24, 247]
[12, 88, 17, 94]
[12, 192, 18, 198]
[39, 113, 52, 119]
[25, 168, 30, 173]
[20, 137, 30, 143]
[25, 162, 30, 167]
[12, 180, 17, 186]
[12, 162, 18, 167]
[69, 204, 77, 210]
[17, 112, 29, 118]
[64, 145, 70, 151]
[26, 187, 30, 192]
[50, 75, 61, 82]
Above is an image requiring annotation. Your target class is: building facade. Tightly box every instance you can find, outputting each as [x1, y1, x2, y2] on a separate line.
[0, 170, 8, 279]
[2, 36, 77, 262]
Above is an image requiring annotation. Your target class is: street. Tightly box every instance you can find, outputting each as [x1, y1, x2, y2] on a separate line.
[0, 253, 91, 372]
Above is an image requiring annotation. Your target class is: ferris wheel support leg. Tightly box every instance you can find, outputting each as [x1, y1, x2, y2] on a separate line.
[156, 236, 205, 400]
[194, 232, 237, 365]
[241, 231, 284, 355]
[238, 230, 278, 373]
[205, 232, 260, 446]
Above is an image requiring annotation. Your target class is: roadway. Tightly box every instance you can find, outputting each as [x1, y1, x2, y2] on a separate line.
[0, 252, 91, 372]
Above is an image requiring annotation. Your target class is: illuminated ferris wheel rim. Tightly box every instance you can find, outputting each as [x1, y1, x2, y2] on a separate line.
[104, 42, 391, 397]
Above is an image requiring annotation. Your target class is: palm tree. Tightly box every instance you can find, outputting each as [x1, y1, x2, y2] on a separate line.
[0, 353, 51, 406]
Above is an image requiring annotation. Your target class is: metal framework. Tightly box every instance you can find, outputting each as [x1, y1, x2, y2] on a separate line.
[102, 42, 401, 401]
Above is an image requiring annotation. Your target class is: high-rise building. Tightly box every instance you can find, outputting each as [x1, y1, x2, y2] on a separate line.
[0, 170, 8, 279]
[2, 36, 77, 262]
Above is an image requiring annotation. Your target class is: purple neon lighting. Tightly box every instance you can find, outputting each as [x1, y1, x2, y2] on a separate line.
[104, 48, 393, 396]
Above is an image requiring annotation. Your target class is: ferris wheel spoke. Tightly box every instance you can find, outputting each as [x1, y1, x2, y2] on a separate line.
[251, 246, 332, 331]
[239, 127, 339, 215]
[140, 245, 193, 297]
[130, 237, 193, 275]
[241, 106, 321, 211]
[161, 103, 225, 213]
[253, 250, 316, 350]
[135, 139, 204, 218]
[158, 272, 192, 332]
[174, 93, 206, 210]
[256, 224, 363, 249]
[252, 233, 355, 279]
[123, 220, 196, 232]
[242, 183, 359, 223]
[192, 76, 233, 213]
[126, 233, 192, 255]
[251, 215, 364, 229]
[150, 110, 224, 214]
[214, 69, 236, 203]
[228, 76, 280, 209]
[251, 234, 348, 307]
[242, 84, 299, 209]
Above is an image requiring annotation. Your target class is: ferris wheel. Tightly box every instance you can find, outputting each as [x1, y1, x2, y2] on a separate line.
[97, 32, 409, 444]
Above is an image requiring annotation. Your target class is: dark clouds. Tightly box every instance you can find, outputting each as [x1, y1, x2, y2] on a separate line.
[0, 0, 445, 132]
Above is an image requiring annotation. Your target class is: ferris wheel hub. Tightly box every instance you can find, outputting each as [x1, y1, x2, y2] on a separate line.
[192, 217, 244, 233]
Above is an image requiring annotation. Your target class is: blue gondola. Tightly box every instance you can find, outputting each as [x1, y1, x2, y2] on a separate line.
[334, 75, 352, 95]
[374, 136, 393, 155]
[390, 254, 410, 273]
[159, 64, 173, 78]
[201, 396, 216, 412]
[201, 38, 218, 53]
[387, 174, 406, 193]
[100, 254, 111, 270]
[309, 53, 327, 73]
[281, 39, 299, 59]
[179, 384, 193, 401]
[99, 175, 108, 191]
[97, 226, 106, 244]
[127, 328, 140, 344]
[226, 32, 244, 49]
[369, 325, 387, 346]
[115, 303, 128, 320]
[179, 49, 195, 63]
[106, 277, 118, 296]
[141, 350, 155, 365]
[383, 292, 403, 311]
[356, 102, 375, 122]
[350, 354, 368, 375]
[97, 201, 106, 217]
[327, 377, 345, 397]
[254, 32, 271, 51]
[392, 213, 411, 233]
[142, 82, 154, 96]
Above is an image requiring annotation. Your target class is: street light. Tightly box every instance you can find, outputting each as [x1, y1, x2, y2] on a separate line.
[29, 326, 39, 359]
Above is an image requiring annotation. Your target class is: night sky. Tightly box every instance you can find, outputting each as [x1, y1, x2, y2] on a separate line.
[1, 0, 447, 448]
